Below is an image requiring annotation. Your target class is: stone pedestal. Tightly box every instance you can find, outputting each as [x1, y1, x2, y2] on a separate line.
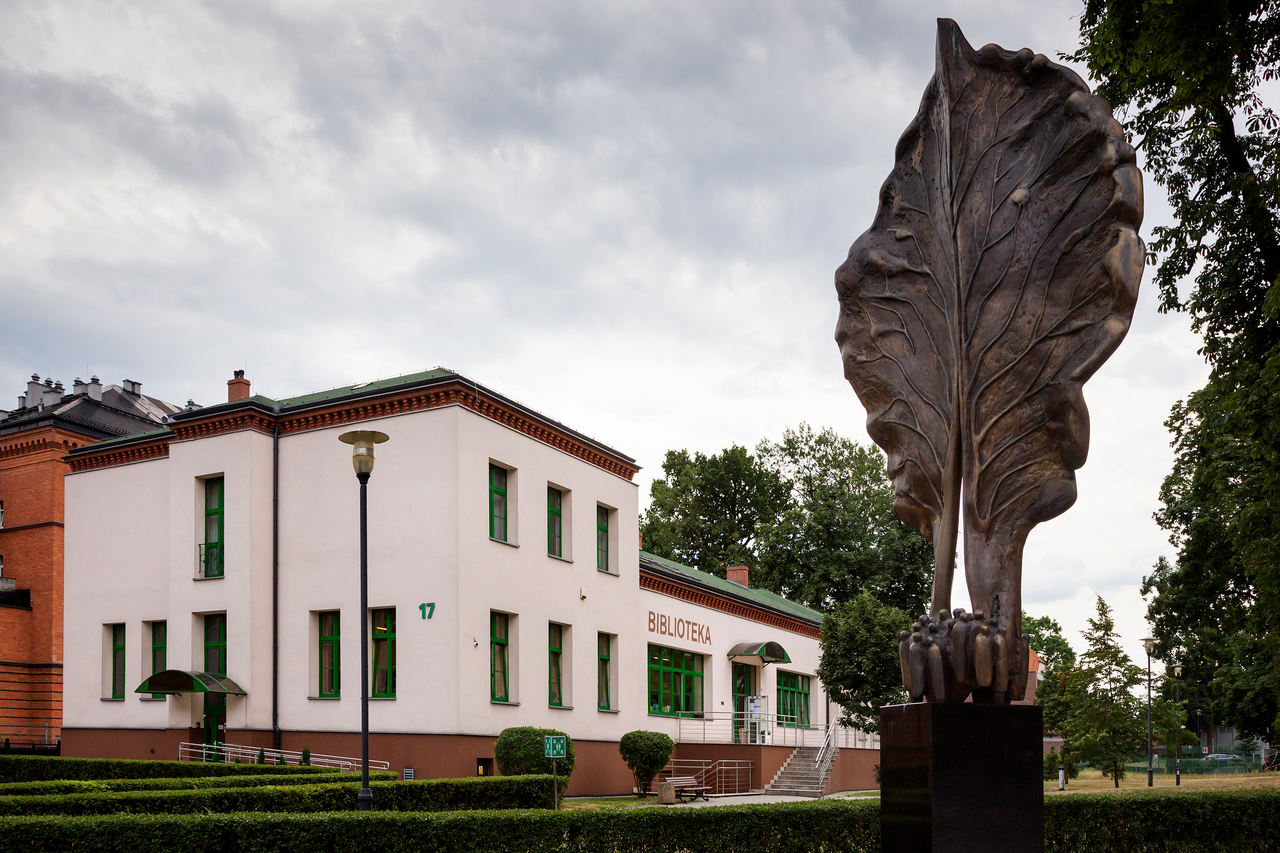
[880, 702, 1042, 853]
[657, 780, 675, 805]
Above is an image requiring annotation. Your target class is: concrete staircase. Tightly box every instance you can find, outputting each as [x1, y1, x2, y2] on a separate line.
[765, 746, 833, 797]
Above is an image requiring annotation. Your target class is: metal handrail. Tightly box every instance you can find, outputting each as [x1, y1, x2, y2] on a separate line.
[178, 741, 389, 771]
[195, 543, 223, 579]
[814, 719, 838, 768]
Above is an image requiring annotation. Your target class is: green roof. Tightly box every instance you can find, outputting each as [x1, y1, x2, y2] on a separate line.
[275, 368, 454, 408]
[68, 426, 171, 452]
[638, 550, 822, 626]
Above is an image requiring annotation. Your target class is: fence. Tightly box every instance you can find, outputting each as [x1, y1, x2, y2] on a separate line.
[651, 759, 755, 795]
[178, 741, 389, 772]
[676, 713, 878, 750]
[1123, 756, 1264, 775]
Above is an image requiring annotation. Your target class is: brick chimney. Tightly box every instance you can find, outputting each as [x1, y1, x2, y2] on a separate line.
[227, 370, 251, 402]
[726, 565, 749, 588]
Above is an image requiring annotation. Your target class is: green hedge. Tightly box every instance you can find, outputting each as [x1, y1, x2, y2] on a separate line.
[0, 799, 874, 852]
[0, 774, 558, 816]
[1044, 789, 1280, 852]
[0, 770, 398, 797]
[0, 756, 327, 783]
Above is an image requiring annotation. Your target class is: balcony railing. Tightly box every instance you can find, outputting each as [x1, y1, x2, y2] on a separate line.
[196, 542, 223, 579]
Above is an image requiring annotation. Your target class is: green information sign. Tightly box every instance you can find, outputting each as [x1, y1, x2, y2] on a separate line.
[544, 735, 567, 759]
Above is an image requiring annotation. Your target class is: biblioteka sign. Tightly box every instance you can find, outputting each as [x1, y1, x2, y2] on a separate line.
[648, 610, 711, 645]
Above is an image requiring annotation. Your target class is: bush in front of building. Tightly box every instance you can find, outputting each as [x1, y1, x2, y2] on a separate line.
[494, 727, 576, 782]
[0, 774, 558, 816]
[0, 771, 398, 797]
[618, 730, 674, 796]
[0, 756, 328, 783]
[0, 798, 875, 852]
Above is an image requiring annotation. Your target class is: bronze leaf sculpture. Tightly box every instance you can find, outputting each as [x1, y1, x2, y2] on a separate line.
[835, 20, 1143, 703]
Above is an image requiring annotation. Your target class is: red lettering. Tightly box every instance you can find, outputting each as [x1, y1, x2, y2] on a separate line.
[648, 612, 656, 632]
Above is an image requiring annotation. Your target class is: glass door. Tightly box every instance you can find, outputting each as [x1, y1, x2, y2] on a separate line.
[732, 663, 756, 743]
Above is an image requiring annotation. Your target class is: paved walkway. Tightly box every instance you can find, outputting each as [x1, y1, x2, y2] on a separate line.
[672, 791, 878, 807]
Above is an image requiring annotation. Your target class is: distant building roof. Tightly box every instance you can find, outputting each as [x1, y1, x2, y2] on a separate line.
[0, 374, 184, 441]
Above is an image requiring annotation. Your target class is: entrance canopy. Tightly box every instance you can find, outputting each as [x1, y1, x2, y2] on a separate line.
[134, 670, 246, 695]
[726, 641, 791, 666]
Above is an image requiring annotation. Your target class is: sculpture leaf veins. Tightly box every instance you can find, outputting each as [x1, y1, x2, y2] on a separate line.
[835, 19, 1143, 703]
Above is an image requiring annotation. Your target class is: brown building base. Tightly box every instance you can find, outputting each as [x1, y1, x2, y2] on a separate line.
[63, 727, 882, 796]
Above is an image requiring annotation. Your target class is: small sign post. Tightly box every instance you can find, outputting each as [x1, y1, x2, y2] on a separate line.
[544, 735, 567, 809]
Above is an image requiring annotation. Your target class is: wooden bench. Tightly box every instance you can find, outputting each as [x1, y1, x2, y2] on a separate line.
[663, 775, 711, 802]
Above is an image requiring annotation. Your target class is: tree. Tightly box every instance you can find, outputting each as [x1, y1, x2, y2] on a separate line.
[618, 730, 674, 797]
[1070, 0, 1280, 746]
[640, 446, 788, 577]
[641, 425, 932, 616]
[755, 425, 932, 614]
[816, 591, 910, 732]
[1022, 612, 1076, 673]
[1060, 597, 1146, 787]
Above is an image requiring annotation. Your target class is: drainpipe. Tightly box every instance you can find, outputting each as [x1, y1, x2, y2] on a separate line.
[272, 421, 281, 751]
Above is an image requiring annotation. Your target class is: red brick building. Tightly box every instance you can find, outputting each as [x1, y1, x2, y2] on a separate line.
[0, 375, 182, 749]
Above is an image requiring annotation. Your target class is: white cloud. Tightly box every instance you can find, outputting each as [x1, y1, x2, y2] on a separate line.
[0, 0, 1226, 664]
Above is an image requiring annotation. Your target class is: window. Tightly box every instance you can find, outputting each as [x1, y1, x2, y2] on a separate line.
[319, 611, 340, 698]
[201, 477, 224, 578]
[596, 506, 610, 572]
[109, 624, 125, 699]
[548, 623, 564, 707]
[0, 500, 5, 528]
[204, 614, 227, 676]
[149, 621, 167, 699]
[597, 633, 613, 710]
[647, 644, 703, 717]
[491, 612, 510, 702]
[489, 464, 508, 542]
[778, 671, 811, 727]
[547, 487, 563, 557]
[371, 608, 395, 698]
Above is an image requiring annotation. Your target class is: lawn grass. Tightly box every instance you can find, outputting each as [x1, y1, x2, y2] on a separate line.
[1047, 769, 1280, 794]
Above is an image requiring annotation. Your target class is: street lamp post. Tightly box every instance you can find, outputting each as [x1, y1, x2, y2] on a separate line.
[339, 429, 389, 812]
[1172, 663, 1183, 787]
[1141, 637, 1156, 787]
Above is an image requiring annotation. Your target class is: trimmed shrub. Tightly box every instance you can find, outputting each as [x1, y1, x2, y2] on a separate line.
[256, 748, 265, 765]
[494, 727, 575, 780]
[0, 798, 874, 852]
[0, 771, 397, 797]
[0, 773, 558, 816]
[0, 756, 326, 783]
[1045, 789, 1280, 851]
[1043, 751, 1060, 781]
[618, 730, 674, 796]
[300, 745, 310, 766]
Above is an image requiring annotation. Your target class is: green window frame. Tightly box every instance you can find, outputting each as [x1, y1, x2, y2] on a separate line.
[596, 506, 610, 572]
[110, 624, 126, 699]
[150, 621, 167, 699]
[489, 465, 508, 542]
[319, 611, 340, 698]
[647, 643, 704, 717]
[778, 671, 811, 727]
[597, 633, 612, 710]
[547, 487, 563, 557]
[548, 623, 563, 707]
[202, 477, 224, 578]
[371, 608, 395, 698]
[491, 612, 509, 702]
[204, 614, 227, 677]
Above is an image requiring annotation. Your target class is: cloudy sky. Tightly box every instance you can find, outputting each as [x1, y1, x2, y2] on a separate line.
[1, 1, 1217, 669]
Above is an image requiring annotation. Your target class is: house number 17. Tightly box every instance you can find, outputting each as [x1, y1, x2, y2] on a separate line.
[419, 602, 435, 619]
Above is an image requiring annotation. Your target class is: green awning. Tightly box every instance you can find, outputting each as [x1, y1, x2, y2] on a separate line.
[726, 641, 791, 665]
[134, 670, 246, 695]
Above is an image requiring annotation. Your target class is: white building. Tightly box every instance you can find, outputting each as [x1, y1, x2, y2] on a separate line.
[62, 369, 877, 794]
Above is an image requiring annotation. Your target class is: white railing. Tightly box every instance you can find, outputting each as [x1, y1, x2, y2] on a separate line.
[651, 759, 754, 795]
[178, 741, 390, 772]
[814, 717, 838, 769]
[676, 712, 826, 747]
[676, 714, 880, 751]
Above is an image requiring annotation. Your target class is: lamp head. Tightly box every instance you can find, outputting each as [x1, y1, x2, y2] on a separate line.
[1141, 636, 1156, 656]
[339, 430, 389, 477]
[1173, 663, 1183, 678]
